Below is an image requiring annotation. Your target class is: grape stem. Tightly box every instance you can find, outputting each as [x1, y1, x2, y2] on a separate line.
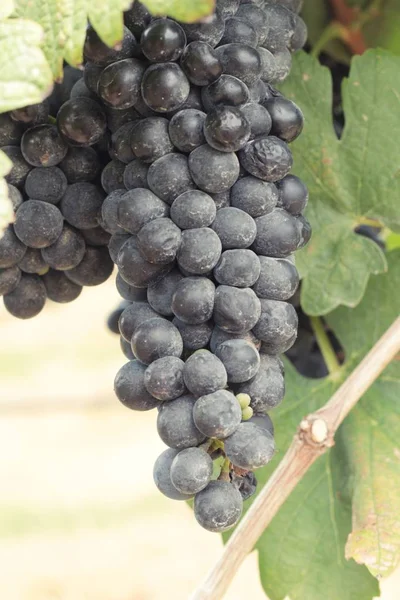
[309, 316, 341, 376]
[190, 316, 400, 600]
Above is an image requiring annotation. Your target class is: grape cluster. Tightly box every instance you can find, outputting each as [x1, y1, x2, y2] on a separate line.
[1, 0, 309, 533]
[103, 0, 309, 533]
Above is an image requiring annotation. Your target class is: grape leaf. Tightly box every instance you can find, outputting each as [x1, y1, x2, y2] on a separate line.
[141, 0, 215, 22]
[0, 18, 53, 112]
[223, 252, 400, 599]
[0, 149, 14, 238]
[279, 50, 400, 315]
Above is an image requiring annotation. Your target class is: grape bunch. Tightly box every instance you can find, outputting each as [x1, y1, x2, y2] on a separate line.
[102, 0, 309, 533]
[1, 0, 309, 533]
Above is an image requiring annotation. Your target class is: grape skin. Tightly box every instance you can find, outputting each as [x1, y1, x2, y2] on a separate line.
[147, 268, 184, 316]
[117, 236, 173, 288]
[118, 301, 158, 342]
[253, 298, 298, 354]
[3, 274, 47, 319]
[0, 266, 21, 296]
[144, 356, 186, 401]
[117, 189, 169, 235]
[183, 349, 228, 397]
[230, 176, 278, 217]
[235, 353, 285, 412]
[157, 394, 206, 449]
[224, 421, 275, 469]
[177, 228, 222, 275]
[180, 42, 222, 87]
[153, 448, 194, 501]
[132, 317, 183, 365]
[137, 217, 182, 264]
[41, 225, 86, 271]
[215, 338, 260, 383]
[147, 153, 196, 204]
[168, 109, 206, 153]
[64, 246, 113, 287]
[213, 285, 261, 334]
[14, 201, 64, 249]
[170, 447, 213, 495]
[170, 190, 216, 230]
[214, 249, 261, 288]
[193, 389, 242, 439]
[252, 255, 299, 300]
[194, 480, 243, 533]
[43, 269, 82, 303]
[238, 135, 293, 182]
[114, 360, 161, 411]
[189, 145, 240, 194]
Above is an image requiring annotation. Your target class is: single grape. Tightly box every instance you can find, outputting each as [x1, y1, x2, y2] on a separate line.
[271, 48, 292, 83]
[209, 326, 261, 354]
[110, 123, 138, 164]
[214, 249, 260, 288]
[215, 43, 261, 85]
[201, 75, 250, 112]
[183, 350, 227, 397]
[0, 113, 25, 146]
[213, 285, 261, 333]
[124, 1, 152, 38]
[141, 63, 190, 113]
[25, 167, 67, 204]
[177, 228, 222, 275]
[80, 226, 111, 247]
[252, 208, 301, 257]
[114, 360, 161, 410]
[123, 159, 149, 190]
[117, 236, 172, 287]
[220, 18, 258, 47]
[21, 125, 68, 168]
[204, 106, 250, 153]
[131, 117, 174, 163]
[116, 272, 147, 302]
[181, 12, 225, 47]
[0, 226, 27, 268]
[180, 42, 222, 86]
[7, 185, 23, 212]
[253, 299, 298, 353]
[83, 62, 103, 95]
[11, 101, 49, 125]
[2, 146, 32, 188]
[59, 147, 101, 183]
[141, 18, 186, 62]
[230, 176, 278, 218]
[147, 268, 183, 316]
[172, 318, 213, 350]
[84, 25, 139, 66]
[18, 248, 48, 274]
[193, 389, 242, 438]
[147, 153, 195, 204]
[264, 96, 304, 142]
[137, 217, 182, 264]
[215, 0, 240, 17]
[212, 207, 256, 250]
[235, 353, 285, 411]
[238, 135, 293, 182]
[224, 421, 275, 469]
[57, 98, 107, 147]
[101, 190, 126, 235]
[153, 448, 194, 500]
[235, 4, 268, 44]
[194, 480, 243, 532]
[120, 336, 135, 360]
[108, 232, 131, 263]
[259, 4, 296, 53]
[157, 394, 206, 449]
[3, 274, 46, 319]
[0, 266, 21, 296]
[215, 338, 260, 383]
[60, 182, 104, 230]
[252, 255, 299, 300]
[14, 201, 63, 249]
[168, 109, 206, 153]
[64, 246, 113, 287]
[107, 301, 129, 334]
[43, 269, 82, 303]
[170, 447, 213, 495]
[144, 356, 186, 401]
[249, 413, 274, 436]
[170, 190, 216, 229]
[132, 317, 183, 364]
[41, 225, 86, 271]
[240, 103, 272, 139]
[276, 174, 308, 215]
[189, 145, 239, 193]
[98, 59, 145, 109]
[257, 47, 277, 83]
[101, 159, 126, 194]
[118, 300, 158, 341]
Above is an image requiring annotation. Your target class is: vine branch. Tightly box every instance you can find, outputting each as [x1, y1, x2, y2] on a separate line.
[191, 316, 400, 600]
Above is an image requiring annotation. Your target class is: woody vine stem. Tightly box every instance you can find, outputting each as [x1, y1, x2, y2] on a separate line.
[191, 316, 400, 600]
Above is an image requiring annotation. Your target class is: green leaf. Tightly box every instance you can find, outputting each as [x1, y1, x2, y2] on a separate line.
[0, 18, 53, 112]
[224, 252, 400, 599]
[142, 0, 215, 22]
[13, 0, 131, 80]
[0, 149, 14, 237]
[279, 50, 400, 315]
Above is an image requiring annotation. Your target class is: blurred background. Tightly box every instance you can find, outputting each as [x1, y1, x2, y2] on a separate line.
[0, 276, 399, 600]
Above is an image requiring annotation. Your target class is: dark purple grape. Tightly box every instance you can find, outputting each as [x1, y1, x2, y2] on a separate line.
[141, 18, 186, 62]
[168, 109, 206, 153]
[98, 59, 145, 109]
[147, 153, 195, 204]
[215, 43, 261, 85]
[41, 225, 86, 270]
[57, 98, 107, 147]
[180, 42, 222, 86]
[131, 117, 174, 163]
[14, 201, 63, 249]
[141, 63, 190, 113]
[3, 273, 46, 319]
[21, 125, 68, 167]
[201, 75, 250, 112]
[60, 182, 104, 230]
[84, 25, 139, 66]
[204, 106, 250, 152]
[42, 269, 82, 303]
